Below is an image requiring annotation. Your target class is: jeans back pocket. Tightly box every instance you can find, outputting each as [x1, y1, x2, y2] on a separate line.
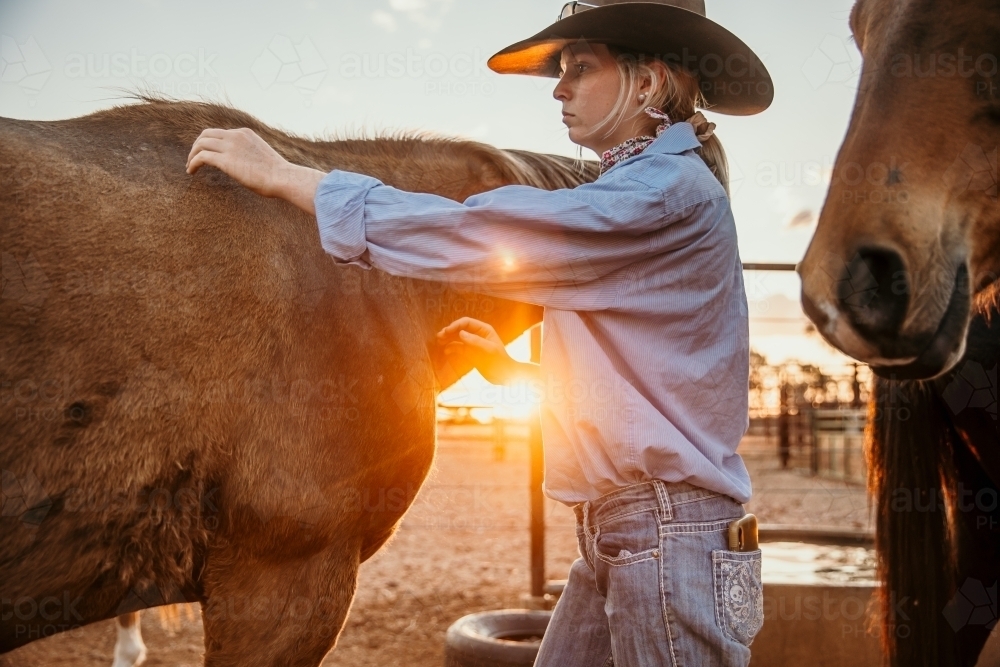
[711, 549, 764, 646]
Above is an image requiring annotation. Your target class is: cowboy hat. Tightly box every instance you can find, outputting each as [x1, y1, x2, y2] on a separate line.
[487, 0, 773, 116]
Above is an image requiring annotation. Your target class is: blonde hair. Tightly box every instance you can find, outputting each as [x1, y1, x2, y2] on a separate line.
[590, 45, 730, 195]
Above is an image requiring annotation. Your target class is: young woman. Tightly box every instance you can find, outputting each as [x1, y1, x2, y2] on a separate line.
[186, 1, 772, 664]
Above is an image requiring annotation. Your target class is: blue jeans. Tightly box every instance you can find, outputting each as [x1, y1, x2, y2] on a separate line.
[534, 480, 764, 667]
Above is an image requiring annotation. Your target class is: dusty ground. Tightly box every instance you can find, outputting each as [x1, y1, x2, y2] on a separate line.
[3, 430, 871, 667]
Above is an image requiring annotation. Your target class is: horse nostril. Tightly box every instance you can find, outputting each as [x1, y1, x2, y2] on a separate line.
[837, 247, 909, 342]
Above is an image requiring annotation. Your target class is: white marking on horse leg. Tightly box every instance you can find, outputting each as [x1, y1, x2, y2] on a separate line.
[112, 612, 148, 667]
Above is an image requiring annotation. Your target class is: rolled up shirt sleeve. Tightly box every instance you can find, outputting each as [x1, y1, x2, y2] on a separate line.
[314, 162, 671, 309]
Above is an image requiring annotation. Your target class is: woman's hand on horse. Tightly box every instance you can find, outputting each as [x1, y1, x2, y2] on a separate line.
[436, 318, 517, 385]
[186, 128, 325, 214]
[186, 128, 285, 196]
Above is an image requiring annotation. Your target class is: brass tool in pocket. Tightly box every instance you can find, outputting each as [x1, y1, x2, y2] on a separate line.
[727, 514, 759, 552]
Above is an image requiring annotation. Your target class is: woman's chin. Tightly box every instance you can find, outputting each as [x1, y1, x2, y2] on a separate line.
[565, 128, 592, 151]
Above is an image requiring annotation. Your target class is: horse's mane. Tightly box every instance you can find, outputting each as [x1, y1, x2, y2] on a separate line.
[869, 273, 1000, 667]
[973, 277, 1000, 324]
[85, 93, 598, 192]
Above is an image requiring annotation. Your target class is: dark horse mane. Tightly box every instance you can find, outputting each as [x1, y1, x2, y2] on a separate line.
[869, 279, 1000, 667]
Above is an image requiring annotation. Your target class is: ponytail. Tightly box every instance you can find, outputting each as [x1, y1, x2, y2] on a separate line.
[686, 111, 730, 195]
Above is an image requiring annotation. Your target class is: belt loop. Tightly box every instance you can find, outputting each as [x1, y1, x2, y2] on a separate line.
[652, 479, 673, 521]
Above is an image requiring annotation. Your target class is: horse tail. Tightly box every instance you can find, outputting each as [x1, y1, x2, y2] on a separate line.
[154, 602, 198, 635]
[867, 373, 961, 667]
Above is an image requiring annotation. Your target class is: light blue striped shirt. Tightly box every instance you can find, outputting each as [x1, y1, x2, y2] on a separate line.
[315, 121, 751, 505]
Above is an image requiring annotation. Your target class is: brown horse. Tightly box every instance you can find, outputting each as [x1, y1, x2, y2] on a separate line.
[0, 98, 597, 665]
[796, 1, 1000, 666]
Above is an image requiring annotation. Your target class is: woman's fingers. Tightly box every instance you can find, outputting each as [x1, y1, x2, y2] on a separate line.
[186, 129, 229, 162]
[435, 317, 501, 345]
[198, 128, 229, 139]
[186, 137, 225, 171]
[456, 331, 506, 360]
[438, 328, 498, 354]
[185, 126, 288, 197]
[186, 131, 231, 174]
[458, 329, 492, 349]
[436, 317, 477, 338]
[436, 322, 516, 385]
[186, 149, 222, 175]
[463, 320, 499, 340]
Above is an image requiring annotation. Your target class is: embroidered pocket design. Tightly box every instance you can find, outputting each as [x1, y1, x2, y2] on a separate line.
[712, 549, 764, 646]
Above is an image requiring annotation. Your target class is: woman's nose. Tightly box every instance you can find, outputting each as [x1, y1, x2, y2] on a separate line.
[553, 77, 570, 101]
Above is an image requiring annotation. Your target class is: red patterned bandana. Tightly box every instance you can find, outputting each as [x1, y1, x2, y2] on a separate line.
[599, 107, 672, 176]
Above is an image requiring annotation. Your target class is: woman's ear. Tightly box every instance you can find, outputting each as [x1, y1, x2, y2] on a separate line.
[640, 59, 670, 101]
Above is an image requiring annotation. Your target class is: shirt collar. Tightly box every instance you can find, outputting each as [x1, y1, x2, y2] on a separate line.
[599, 121, 701, 177]
[644, 120, 702, 156]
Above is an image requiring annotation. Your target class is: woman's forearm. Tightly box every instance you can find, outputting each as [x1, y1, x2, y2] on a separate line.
[277, 164, 327, 216]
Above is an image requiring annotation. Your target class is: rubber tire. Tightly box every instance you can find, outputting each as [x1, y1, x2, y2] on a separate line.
[444, 609, 552, 667]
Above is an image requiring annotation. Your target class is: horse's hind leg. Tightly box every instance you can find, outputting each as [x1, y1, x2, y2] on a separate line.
[199, 545, 361, 667]
[111, 612, 147, 667]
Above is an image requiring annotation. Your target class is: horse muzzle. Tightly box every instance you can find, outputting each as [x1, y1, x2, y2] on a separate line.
[800, 247, 972, 381]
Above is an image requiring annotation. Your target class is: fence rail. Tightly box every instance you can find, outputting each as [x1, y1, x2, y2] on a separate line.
[443, 405, 869, 486]
[750, 406, 867, 484]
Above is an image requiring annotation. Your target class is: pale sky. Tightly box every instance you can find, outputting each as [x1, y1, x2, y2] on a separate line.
[1, 0, 863, 378]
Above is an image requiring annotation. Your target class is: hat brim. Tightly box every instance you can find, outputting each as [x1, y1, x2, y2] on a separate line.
[487, 3, 773, 116]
